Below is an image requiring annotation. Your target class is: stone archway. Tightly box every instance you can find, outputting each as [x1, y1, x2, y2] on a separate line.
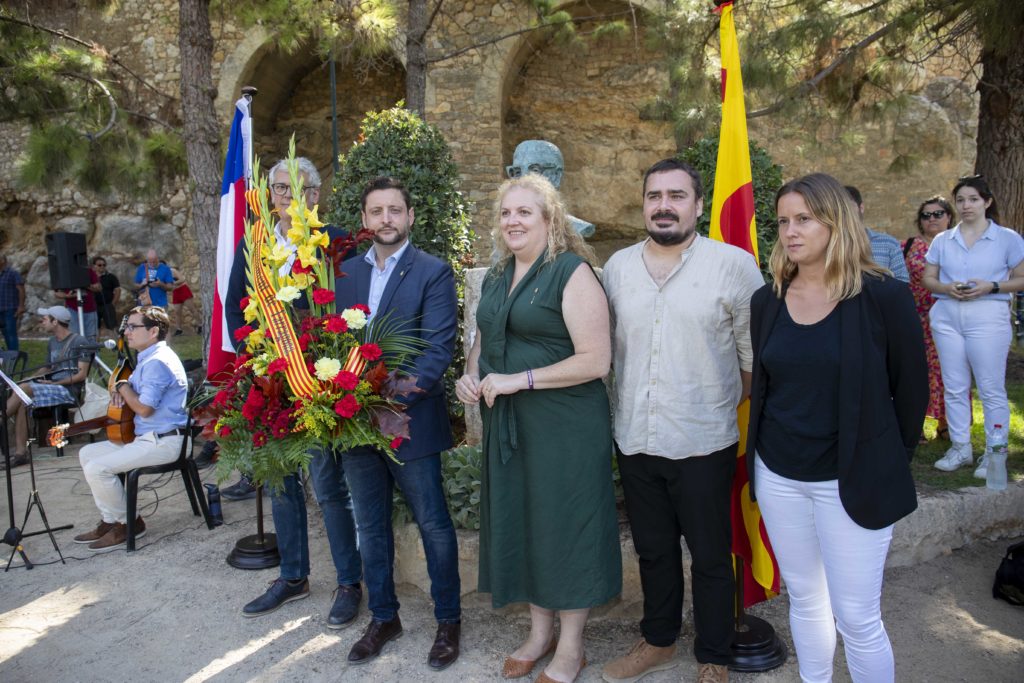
[215, 38, 405, 188]
[500, 0, 675, 261]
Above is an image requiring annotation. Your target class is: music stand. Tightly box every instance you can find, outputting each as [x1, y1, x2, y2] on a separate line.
[1, 367, 73, 571]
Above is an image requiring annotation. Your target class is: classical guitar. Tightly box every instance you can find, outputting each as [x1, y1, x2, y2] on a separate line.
[48, 320, 136, 448]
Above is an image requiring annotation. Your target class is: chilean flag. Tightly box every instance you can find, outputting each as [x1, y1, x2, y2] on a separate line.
[207, 96, 251, 381]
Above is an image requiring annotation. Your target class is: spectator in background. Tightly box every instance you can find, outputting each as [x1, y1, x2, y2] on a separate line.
[55, 267, 100, 340]
[0, 255, 25, 350]
[169, 265, 200, 336]
[92, 256, 122, 335]
[845, 185, 910, 283]
[134, 249, 174, 308]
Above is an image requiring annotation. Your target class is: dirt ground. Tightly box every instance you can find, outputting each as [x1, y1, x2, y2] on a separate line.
[1, 445, 1022, 683]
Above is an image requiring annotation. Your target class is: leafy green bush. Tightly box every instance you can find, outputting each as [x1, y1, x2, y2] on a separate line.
[393, 444, 482, 530]
[326, 106, 474, 426]
[677, 135, 784, 279]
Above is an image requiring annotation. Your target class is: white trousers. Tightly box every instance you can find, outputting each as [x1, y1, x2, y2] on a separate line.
[78, 433, 183, 524]
[754, 457, 894, 683]
[929, 298, 1011, 444]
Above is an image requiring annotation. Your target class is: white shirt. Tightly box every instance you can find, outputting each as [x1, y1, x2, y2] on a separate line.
[925, 220, 1024, 301]
[363, 240, 411, 320]
[603, 235, 764, 459]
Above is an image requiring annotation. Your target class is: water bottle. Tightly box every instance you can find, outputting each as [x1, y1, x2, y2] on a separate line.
[986, 424, 1008, 491]
[205, 483, 224, 526]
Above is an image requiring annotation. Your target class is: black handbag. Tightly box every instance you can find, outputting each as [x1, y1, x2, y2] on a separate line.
[993, 540, 1024, 606]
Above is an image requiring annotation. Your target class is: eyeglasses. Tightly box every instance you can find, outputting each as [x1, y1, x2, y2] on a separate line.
[94, 262, 106, 267]
[270, 183, 318, 197]
[920, 210, 947, 220]
[505, 163, 559, 179]
[123, 323, 152, 331]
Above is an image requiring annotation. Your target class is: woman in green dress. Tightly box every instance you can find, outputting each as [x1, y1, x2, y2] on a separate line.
[456, 175, 621, 683]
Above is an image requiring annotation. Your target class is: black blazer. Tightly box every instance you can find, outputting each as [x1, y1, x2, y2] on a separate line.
[746, 275, 928, 529]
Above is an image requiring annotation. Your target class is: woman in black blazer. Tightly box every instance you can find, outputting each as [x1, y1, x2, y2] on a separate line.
[746, 173, 927, 683]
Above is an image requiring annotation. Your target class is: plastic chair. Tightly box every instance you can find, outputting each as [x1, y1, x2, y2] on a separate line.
[0, 349, 27, 378]
[123, 414, 215, 552]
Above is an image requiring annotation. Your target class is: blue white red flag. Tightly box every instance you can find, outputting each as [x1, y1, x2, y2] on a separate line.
[207, 96, 251, 381]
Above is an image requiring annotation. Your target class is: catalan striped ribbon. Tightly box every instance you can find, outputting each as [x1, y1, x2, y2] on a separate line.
[246, 188, 319, 399]
[342, 346, 367, 376]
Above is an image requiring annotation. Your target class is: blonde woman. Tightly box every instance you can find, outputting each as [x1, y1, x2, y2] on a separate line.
[456, 175, 620, 683]
[746, 173, 927, 682]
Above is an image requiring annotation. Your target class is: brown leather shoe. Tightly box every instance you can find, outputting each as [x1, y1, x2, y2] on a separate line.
[74, 520, 114, 544]
[347, 617, 403, 664]
[503, 635, 557, 678]
[88, 522, 128, 551]
[427, 621, 460, 670]
[536, 655, 586, 683]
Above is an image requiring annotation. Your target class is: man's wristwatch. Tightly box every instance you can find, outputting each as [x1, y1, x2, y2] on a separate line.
[992, 281, 1001, 294]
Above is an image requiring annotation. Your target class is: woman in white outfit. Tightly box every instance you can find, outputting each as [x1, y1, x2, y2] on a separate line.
[923, 175, 1024, 476]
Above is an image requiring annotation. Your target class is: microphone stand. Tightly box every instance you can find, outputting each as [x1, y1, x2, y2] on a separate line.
[75, 288, 85, 338]
[1, 367, 71, 571]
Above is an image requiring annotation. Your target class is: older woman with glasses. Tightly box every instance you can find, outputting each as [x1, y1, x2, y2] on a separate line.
[902, 197, 954, 441]
[924, 175, 1024, 476]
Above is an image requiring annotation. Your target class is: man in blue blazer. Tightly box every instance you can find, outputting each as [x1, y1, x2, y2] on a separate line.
[222, 157, 363, 631]
[334, 176, 461, 670]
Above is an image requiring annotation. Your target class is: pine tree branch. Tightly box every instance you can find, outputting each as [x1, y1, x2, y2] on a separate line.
[426, 10, 632, 64]
[0, 13, 173, 102]
[747, 19, 898, 118]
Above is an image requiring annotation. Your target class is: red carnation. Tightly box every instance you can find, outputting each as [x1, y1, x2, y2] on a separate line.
[333, 370, 359, 390]
[334, 394, 361, 418]
[324, 316, 348, 334]
[267, 357, 289, 375]
[352, 304, 371, 315]
[298, 333, 312, 351]
[233, 325, 253, 342]
[239, 296, 250, 311]
[219, 425, 232, 437]
[252, 432, 268, 447]
[390, 437, 403, 450]
[313, 288, 334, 305]
[291, 259, 312, 274]
[306, 360, 316, 375]
[213, 390, 230, 406]
[300, 316, 318, 332]
[359, 343, 382, 361]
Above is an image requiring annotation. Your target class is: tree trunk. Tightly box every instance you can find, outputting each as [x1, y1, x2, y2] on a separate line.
[406, 0, 428, 116]
[178, 0, 222, 363]
[974, 37, 1024, 234]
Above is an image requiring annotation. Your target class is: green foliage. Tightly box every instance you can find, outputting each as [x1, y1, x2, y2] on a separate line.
[677, 135, 784, 279]
[1, 8, 185, 197]
[393, 444, 482, 530]
[326, 106, 473, 424]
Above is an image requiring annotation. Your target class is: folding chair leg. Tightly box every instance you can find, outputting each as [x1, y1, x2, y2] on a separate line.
[180, 464, 201, 516]
[188, 462, 215, 530]
[125, 470, 141, 552]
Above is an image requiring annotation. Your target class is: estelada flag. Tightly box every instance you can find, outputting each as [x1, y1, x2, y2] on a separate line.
[207, 96, 252, 381]
[710, 0, 780, 608]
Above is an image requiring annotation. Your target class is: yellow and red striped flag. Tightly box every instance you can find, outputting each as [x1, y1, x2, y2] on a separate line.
[709, 0, 780, 608]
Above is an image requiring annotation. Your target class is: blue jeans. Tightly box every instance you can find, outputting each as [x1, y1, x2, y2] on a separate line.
[0, 309, 18, 350]
[270, 449, 362, 585]
[341, 448, 461, 623]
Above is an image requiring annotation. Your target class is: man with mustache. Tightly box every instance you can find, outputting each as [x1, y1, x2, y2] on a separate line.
[601, 159, 764, 683]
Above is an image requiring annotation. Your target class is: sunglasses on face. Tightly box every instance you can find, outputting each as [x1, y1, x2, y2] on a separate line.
[920, 210, 947, 220]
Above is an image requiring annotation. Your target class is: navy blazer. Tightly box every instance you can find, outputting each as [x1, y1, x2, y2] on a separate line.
[335, 244, 457, 461]
[746, 275, 928, 530]
[225, 226, 350, 350]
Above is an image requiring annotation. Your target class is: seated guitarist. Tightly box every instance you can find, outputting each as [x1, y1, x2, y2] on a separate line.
[3, 306, 93, 470]
[74, 305, 188, 551]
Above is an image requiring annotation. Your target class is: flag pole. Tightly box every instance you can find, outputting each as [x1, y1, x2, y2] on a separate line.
[224, 85, 281, 571]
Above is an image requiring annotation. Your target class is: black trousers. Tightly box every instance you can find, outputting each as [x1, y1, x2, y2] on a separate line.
[617, 443, 736, 665]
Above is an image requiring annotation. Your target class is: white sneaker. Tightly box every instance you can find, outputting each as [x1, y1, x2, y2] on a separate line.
[934, 442, 973, 471]
[973, 452, 990, 480]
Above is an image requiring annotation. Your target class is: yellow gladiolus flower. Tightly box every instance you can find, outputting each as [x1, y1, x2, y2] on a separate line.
[287, 223, 306, 247]
[296, 243, 318, 268]
[305, 205, 325, 229]
[290, 272, 314, 289]
[276, 285, 301, 303]
[308, 229, 329, 249]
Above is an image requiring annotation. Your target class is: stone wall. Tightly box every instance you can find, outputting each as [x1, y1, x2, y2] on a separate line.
[0, 0, 981, 337]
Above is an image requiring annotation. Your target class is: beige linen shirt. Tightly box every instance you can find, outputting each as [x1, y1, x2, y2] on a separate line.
[603, 235, 764, 459]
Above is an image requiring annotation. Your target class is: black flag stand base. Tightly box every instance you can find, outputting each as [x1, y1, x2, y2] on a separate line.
[227, 485, 280, 570]
[729, 556, 787, 672]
